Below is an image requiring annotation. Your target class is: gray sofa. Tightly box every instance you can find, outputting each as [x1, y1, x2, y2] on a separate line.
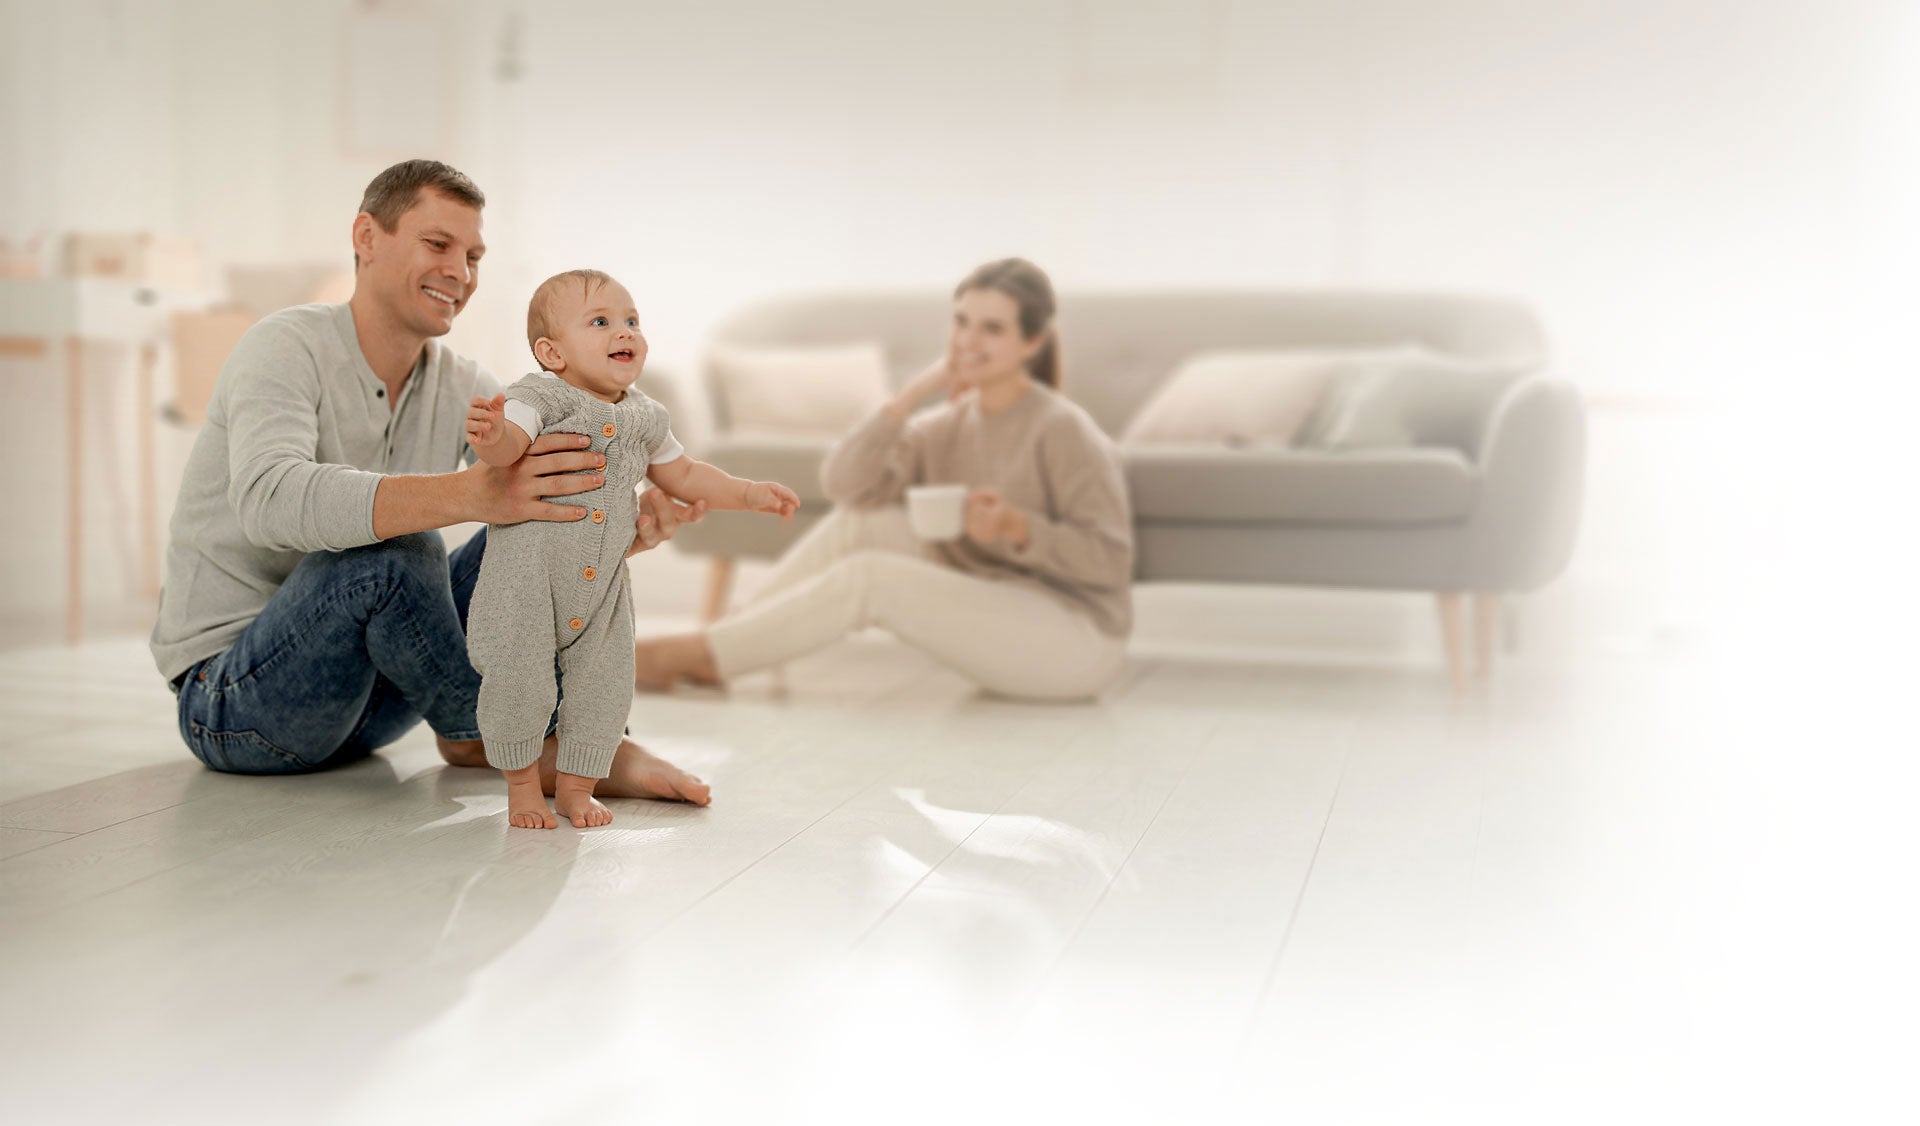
[665, 290, 1585, 686]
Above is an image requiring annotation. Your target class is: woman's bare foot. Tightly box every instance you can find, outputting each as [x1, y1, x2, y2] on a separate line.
[553, 771, 613, 828]
[634, 633, 722, 692]
[503, 763, 557, 830]
[632, 636, 680, 693]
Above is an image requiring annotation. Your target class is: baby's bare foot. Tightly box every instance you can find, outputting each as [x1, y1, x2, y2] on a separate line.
[504, 764, 557, 830]
[553, 771, 613, 828]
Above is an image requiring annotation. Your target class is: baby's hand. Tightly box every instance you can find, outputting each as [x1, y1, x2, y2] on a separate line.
[745, 481, 801, 518]
[466, 393, 509, 450]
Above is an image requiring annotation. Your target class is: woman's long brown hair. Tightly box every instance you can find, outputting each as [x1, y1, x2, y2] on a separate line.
[955, 257, 1060, 389]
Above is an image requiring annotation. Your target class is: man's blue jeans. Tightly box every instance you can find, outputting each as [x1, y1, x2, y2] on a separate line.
[173, 530, 491, 775]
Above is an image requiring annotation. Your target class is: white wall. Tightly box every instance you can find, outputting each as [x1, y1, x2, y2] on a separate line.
[1, 0, 1911, 639]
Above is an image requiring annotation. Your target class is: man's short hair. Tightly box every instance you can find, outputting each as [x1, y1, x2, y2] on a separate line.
[354, 159, 485, 267]
[527, 269, 616, 367]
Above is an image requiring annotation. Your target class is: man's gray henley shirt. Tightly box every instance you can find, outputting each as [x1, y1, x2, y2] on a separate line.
[149, 302, 498, 682]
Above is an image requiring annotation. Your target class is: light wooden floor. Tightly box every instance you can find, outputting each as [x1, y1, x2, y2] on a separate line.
[0, 600, 1757, 1125]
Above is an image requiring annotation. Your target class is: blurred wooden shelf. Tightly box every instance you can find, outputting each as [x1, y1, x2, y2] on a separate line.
[1, 278, 212, 644]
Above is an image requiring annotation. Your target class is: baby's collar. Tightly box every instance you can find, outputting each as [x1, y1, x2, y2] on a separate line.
[531, 368, 630, 404]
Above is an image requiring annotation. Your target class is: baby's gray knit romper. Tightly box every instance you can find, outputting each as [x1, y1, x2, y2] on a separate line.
[468, 372, 676, 779]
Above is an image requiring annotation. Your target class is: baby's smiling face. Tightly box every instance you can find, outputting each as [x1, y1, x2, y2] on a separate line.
[534, 279, 648, 402]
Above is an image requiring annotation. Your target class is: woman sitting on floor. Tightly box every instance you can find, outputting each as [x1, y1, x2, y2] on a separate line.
[633, 257, 1134, 702]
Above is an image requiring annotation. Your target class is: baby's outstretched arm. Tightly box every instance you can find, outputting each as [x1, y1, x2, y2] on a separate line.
[466, 393, 533, 467]
[648, 457, 799, 517]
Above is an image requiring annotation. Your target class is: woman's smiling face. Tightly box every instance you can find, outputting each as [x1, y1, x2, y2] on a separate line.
[948, 286, 1042, 389]
[535, 279, 648, 402]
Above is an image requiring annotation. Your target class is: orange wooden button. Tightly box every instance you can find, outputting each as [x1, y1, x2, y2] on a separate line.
[568, 617, 584, 630]
[602, 423, 616, 437]
[582, 567, 597, 581]
[590, 510, 605, 524]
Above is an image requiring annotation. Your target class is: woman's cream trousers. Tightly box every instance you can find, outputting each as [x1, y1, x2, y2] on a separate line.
[705, 507, 1127, 701]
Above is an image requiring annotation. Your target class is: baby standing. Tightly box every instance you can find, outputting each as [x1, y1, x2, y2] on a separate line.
[465, 269, 799, 829]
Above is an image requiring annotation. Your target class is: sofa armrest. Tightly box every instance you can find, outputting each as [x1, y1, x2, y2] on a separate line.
[1469, 378, 1586, 590]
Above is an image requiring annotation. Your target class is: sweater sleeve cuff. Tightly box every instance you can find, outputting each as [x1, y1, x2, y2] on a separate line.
[504, 398, 540, 441]
[347, 470, 383, 546]
[650, 427, 685, 464]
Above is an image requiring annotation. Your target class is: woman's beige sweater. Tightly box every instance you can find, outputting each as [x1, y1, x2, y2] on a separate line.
[820, 383, 1134, 637]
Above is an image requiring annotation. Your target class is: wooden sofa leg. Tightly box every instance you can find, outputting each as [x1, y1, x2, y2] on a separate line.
[1436, 592, 1471, 694]
[700, 557, 736, 625]
[1472, 593, 1502, 681]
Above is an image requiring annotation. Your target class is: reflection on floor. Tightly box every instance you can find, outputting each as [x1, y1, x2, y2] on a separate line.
[0, 612, 1727, 1125]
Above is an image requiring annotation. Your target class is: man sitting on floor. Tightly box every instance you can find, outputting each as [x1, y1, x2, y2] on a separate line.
[150, 158, 711, 805]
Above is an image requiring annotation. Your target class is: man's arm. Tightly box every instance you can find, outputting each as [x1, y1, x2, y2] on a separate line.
[372, 432, 608, 539]
[220, 321, 389, 552]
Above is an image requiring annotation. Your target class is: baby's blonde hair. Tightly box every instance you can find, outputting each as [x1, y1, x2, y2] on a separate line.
[527, 268, 617, 367]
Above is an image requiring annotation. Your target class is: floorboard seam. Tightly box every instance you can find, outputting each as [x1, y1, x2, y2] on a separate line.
[1233, 723, 1359, 1055]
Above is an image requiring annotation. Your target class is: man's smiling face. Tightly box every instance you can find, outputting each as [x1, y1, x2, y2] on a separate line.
[355, 188, 486, 339]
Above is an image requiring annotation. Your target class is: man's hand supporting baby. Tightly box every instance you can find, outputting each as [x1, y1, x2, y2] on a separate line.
[628, 489, 706, 557]
[372, 429, 606, 539]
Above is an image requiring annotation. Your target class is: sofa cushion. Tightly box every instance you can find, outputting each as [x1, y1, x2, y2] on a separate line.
[1303, 351, 1523, 457]
[707, 291, 1549, 438]
[1119, 349, 1347, 447]
[1124, 445, 1477, 526]
[700, 433, 834, 503]
[706, 342, 890, 436]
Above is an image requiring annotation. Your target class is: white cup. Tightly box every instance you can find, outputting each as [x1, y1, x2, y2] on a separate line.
[905, 484, 968, 542]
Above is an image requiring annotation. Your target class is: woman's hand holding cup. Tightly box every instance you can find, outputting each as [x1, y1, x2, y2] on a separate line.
[964, 488, 1029, 549]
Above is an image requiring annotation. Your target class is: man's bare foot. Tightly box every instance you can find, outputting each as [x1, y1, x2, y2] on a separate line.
[439, 733, 712, 807]
[634, 633, 722, 693]
[553, 771, 613, 828]
[590, 736, 712, 806]
[435, 735, 487, 768]
[503, 763, 557, 830]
